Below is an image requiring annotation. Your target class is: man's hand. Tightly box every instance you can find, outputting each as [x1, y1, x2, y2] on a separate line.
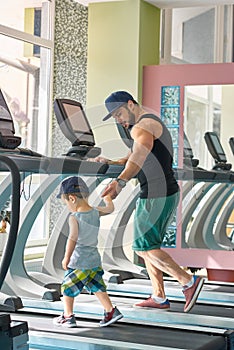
[101, 180, 122, 199]
[87, 156, 109, 163]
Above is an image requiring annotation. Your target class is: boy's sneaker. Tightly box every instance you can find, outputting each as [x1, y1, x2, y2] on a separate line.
[53, 314, 77, 328]
[99, 307, 123, 327]
[134, 297, 170, 310]
[183, 276, 205, 313]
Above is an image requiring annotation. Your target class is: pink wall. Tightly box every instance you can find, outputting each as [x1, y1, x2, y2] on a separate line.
[142, 63, 234, 271]
[143, 62, 234, 114]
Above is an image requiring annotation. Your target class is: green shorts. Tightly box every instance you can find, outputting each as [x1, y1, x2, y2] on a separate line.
[62, 266, 106, 297]
[132, 192, 179, 251]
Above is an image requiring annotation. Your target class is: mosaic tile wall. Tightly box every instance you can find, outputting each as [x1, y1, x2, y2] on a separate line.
[50, 0, 88, 234]
[52, 0, 88, 158]
[160, 85, 181, 247]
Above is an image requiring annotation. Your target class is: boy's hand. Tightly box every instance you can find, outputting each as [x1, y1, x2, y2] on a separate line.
[97, 194, 114, 215]
[62, 256, 70, 270]
[101, 180, 122, 199]
[102, 194, 113, 203]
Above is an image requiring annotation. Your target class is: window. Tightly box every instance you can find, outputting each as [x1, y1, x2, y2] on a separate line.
[0, 1, 54, 153]
[0, 0, 54, 248]
[0, 0, 52, 40]
[161, 5, 234, 64]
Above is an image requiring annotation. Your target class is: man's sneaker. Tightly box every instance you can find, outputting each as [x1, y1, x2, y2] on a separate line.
[183, 276, 205, 312]
[53, 314, 77, 328]
[99, 307, 123, 327]
[134, 297, 170, 310]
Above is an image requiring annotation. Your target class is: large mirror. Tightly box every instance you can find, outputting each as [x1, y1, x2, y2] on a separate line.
[184, 84, 234, 169]
[183, 84, 234, 250]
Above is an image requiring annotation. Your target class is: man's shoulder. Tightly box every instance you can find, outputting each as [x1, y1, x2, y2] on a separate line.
[139, 113, 160, 121]
[136, 114, 162, 128]
[134, 114, 163, 139]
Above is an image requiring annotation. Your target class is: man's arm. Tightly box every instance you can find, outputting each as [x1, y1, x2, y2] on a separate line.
[62, 215, 78, 270]
[90, 153, 130, 165]
[118, 126, 154, 180]
[101, 122, 155, 198]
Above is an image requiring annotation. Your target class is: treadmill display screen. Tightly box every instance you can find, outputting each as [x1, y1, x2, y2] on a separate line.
[183, 133, 194, 158]
[209, 133, 225, 155]
[0, 89, 15, 131]
[62, 103, 92, 135]
[204, 132, 226, 163]
[54, 98, 95, 146]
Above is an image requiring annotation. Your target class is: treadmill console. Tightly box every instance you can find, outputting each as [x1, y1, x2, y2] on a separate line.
[54, 98, 101, 159]
[229, 137, 234, 155]
[204, 132, 232, 171]
[183, 133, 199, 168]
[0, 90, 21, 149]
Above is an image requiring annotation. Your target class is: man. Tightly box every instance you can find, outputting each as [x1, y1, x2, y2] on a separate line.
[96, 90, 204, 312]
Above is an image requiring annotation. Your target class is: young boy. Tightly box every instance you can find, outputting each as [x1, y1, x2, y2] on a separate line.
[53, 176, 123, 328]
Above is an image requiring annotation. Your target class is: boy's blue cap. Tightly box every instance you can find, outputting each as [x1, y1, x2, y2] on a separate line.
[57, 176, 89, 198]
[103, 91, 136, 121]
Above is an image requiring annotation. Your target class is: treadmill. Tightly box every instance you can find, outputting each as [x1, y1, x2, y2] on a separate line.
[203, 132, 234, 250]
[0, 96, 233, 349]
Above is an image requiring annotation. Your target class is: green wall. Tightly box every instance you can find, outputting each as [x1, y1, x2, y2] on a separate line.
[87, 0, 139, 108]
[86, 0, 160, 159]
[87, 0, 160, 107]
[139, 0, 160, 102]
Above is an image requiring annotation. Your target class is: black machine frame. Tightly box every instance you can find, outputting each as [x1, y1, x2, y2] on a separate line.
[0, 90, 21, 149]
[229, 137, 234, 155]
[204, 132, 232, 170]
[54, 98, 101, 159]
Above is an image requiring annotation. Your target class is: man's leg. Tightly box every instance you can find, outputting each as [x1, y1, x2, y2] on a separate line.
[138, 249, 192, 286]
[137, 249, 204, 312]
[144, 257, 165, 298]
[134, 254, 170, 309]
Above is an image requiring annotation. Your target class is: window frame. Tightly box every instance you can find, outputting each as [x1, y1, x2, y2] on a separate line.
[161, 5, 234, 64]
[0, 1, 55, 249]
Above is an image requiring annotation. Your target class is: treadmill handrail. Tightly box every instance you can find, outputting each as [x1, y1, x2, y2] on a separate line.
[0, 155, 21, 290]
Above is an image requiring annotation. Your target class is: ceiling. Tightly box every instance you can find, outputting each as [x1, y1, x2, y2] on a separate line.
[77, 0, 234, 8]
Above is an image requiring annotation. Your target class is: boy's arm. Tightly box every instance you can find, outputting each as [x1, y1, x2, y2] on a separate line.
[97, 195, 114, 216]
[62, 215, 78, 270]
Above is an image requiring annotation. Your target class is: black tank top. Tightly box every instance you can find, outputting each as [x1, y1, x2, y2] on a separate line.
[135, 114, 179, 198]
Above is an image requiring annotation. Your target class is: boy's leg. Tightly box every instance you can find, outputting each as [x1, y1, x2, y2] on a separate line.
[95, 292, 123, 327]
[63, 295, 75, 317]
[53, 295, 77, 327]
[53, 268, 85, 327]
[87, 267, 123, 326]
[94, 291, 113, 312]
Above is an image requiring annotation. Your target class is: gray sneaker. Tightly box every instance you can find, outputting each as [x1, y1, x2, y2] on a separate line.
[99, 307, 123, 327]
[53, 314, 77, 328]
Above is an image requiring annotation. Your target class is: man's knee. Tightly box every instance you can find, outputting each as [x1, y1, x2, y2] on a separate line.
[135, 250, 144, 258]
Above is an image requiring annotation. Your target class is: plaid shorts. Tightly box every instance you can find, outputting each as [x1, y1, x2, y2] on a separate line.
[61, 266, 107, 297]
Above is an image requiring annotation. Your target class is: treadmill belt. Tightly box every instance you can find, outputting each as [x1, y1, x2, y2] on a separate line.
[16, 313, 231, 350]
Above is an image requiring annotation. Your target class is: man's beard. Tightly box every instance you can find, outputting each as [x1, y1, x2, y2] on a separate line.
[126, 107, 135, 129]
